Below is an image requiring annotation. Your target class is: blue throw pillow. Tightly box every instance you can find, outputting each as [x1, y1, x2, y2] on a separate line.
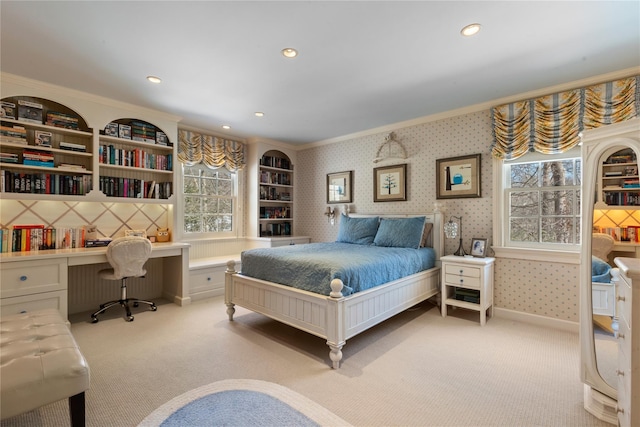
[336, 215, 379, 245]
[373, 217, 426, 249]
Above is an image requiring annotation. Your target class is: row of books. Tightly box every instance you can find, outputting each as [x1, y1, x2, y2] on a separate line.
[98, 144, 172, 170]
[0, 225, 99, 253]
[259, 222, 292, 237]
[1, 170, 93, 195]
[259, 171, 291, 186]
[99, 176, 172, 199]
[259, 185, 291, 201]
[103, 121, 170, 146]
[603, 191, 640, 206]
[595, 226, 640, 242]
[260, 206, 291, 219]
[23, 149, 54, 168]
[46, 111, 79, 130]
[260, 155, 291, 170]
[0, 123, 27, 143]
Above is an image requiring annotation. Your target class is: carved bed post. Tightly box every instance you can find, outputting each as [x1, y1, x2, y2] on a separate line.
[326, 278, 346, 368]
[225, 260, 237, 321]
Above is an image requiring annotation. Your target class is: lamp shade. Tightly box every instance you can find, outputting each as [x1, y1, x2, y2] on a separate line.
[444, 220, 458, 239]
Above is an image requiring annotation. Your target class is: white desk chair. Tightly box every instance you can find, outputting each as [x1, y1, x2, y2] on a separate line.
[91, 236, 156, 323]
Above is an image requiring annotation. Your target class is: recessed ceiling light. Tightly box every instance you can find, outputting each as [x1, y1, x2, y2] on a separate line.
[460, 23, 481, 37]
[146, 75, 162, 84]
[281, 48, 298, 58]
[222, 125, 231, 130]
[255, 112, 265, 117]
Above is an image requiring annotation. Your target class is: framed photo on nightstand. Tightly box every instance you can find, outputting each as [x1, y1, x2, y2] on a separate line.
[470, 238, 487, 257]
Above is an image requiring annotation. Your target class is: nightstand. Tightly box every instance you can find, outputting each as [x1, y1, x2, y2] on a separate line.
[441, 254, 495, 325]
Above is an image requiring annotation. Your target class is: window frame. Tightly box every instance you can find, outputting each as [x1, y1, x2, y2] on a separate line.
[492, 147, 582, 261]
[176, 163, 243, 240]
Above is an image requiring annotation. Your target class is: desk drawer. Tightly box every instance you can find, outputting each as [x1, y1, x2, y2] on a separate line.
[617, 275, 632, 328]
[0, 259, 67, 299]
[0, 290, 67, 318]
[444, 264, 481, 278]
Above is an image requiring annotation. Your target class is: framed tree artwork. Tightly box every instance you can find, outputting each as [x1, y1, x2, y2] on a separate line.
[374, 163, 407, 202]
[436, 153, 481, 199]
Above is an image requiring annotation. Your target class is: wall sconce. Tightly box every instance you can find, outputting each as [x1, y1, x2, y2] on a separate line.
[444, 215, 467, 256]
[324, 206, 336, 225]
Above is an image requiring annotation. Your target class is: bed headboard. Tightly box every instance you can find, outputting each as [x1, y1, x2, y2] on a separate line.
[348, 211, 444, 264]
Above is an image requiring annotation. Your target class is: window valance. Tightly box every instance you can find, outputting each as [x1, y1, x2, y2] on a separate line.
[177, 129, 245, 171]
[491, 75, 639, 160]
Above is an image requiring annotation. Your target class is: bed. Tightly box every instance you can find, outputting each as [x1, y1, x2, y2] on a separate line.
[224, 211, 443, 368]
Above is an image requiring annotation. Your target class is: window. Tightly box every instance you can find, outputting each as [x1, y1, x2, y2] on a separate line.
[503, 150, 581, 249]
[183, 165, 236, 234]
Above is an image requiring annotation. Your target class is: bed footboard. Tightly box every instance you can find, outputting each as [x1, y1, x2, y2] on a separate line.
[225, 260, 440, 368]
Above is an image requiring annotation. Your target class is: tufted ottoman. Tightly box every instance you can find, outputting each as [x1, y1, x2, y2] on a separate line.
[1, 309, 90, 426]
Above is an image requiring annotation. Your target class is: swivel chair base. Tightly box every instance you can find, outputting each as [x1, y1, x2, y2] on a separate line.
[91, 298, 157, 323]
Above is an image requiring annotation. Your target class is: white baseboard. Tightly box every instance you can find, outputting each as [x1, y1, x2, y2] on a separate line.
[494, 307, 579, 333]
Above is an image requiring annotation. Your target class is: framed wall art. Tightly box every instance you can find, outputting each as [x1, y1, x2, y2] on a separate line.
[374, 163, 407, 202]
[327, 170, 353, 203]
[436, 153, 481, 199]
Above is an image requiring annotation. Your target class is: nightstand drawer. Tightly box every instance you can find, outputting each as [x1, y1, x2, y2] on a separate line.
[0, 259, 68, 299]
[444, 264, 481, 278]
[445, 274, 480, 289]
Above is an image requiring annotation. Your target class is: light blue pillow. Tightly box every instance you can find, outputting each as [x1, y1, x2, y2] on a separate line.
[336, 214, 379, 245]
[592, 256, 612, 283]
[373, 217, 426, 249]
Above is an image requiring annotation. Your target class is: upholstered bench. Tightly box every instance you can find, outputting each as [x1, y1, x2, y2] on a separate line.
[0, 309, 90, 426]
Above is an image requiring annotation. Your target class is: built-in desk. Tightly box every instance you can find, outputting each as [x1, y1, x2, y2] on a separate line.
[0, 242, 190, 320]
[613, 242, 640, 258]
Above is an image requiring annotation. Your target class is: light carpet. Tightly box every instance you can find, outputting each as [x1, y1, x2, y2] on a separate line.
[138, 379, 351, 427]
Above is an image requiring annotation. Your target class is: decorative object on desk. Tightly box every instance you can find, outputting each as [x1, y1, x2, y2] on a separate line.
[470, 237, 488, 257]
[373, 131, 407, 163]
[373, 163, 406, 202]
[436, 153, 481, 199]
[444, 216, 467, 256]
[125, 229, 147, 238]
[326, 171, 352, 203]
[34, 130, 52, 147]
[84, 225, 97, 240]
[156, 227, 170, 242]
[324, 206, 336, 225]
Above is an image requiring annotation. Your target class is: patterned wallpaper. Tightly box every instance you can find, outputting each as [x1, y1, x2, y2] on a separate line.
[295, 109, 581, 323]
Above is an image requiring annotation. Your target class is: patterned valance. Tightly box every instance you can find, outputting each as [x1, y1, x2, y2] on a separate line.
[177, 130, 245, 171]
[491, 75, 640, 160]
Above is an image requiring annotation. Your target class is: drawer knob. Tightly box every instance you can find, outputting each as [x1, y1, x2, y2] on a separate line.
[459, 279, 464, 284]
[207, 277, 211, 281]
[617, 296, 626, 302]
[618, 333, 625, 339]
[459, 269, 463, 273]
[19, 275, 27, 282]
[616, 369, 625, 376]
[617, 408, 625, 414]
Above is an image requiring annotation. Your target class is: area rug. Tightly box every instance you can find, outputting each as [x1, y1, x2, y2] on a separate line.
[138, 379, 351, 426]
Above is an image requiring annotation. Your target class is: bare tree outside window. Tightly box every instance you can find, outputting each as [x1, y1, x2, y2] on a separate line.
[507, 158, 581, 245]
[183, 166, 234, 234]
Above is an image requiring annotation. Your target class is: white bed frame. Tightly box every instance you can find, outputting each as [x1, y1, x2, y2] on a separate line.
[225, 211, 444, 368]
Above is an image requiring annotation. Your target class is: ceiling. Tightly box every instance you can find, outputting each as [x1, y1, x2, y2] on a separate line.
[1, 1, 639, 145]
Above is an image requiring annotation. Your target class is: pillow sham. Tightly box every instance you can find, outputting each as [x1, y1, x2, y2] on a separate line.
[373, 216, 426, 249]
[420, 222, 433, 247]
[336, 214, 380, 245]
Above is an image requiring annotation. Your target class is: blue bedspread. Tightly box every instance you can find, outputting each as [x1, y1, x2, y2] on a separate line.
[240, 242, 437, 296]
